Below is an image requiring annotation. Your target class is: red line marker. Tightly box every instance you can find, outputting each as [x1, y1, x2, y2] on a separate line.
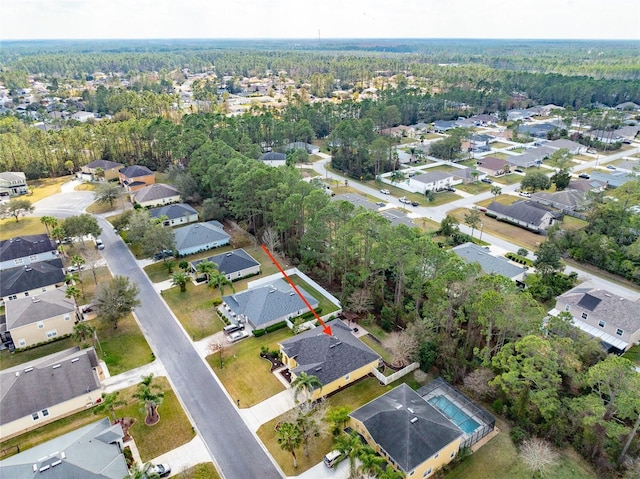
[261, 244, 332, 336]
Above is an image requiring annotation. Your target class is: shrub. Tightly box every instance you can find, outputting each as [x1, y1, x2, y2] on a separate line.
[492, 398, 505, 415]
[212, 297, 222, 306]
[253, 329, 266, 337]
[265, 321, 287, 333]
[510, 426, 528, 447]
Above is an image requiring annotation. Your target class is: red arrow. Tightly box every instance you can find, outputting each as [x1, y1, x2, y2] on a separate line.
[261, 244, 332, 336]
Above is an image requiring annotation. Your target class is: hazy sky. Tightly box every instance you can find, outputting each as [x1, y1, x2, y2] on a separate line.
[1, 0, 639, 40]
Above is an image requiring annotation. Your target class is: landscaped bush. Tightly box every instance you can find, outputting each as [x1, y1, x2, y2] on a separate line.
[265, 321, 288, 333]
[506, 252, 534, 266]
[252, 329, 266, 337]
[212, 297, 222, 306]
[510, 426, 528, 447]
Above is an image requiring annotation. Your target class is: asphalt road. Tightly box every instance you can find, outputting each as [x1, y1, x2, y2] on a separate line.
[33, 189, 283, 479]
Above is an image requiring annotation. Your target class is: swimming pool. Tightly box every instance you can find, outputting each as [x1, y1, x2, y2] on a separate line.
[428, 395, 480, 434]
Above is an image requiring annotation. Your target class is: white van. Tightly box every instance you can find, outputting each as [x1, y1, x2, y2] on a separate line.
[324, 450, 343, 468]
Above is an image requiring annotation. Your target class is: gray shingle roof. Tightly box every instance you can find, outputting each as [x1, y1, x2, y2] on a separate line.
[0, 235, 57, 262]
[531, 189, 587, 209]
[452, 243, 525, 279]
[132, 183, 180, 203]
[84, 159, 123, 170]
[149, 203, 198, 221]
[487, 200, 554, 226]
[476, 156, 508, 171]
[0, 418, 128, 479]
[350, 383, 463, 473]
[414, 170, 453, 184]
[589, 171, 637, 188]
[545, 139, 583, 151]
[0, 347, 101, 426]
[259, 151, 287, 161]
[557, 282, 640, 332]
[174, 222, 230, 251]
[332, 193, 378, 210]
[280, 321, 380, 387]
[119, 165, 153, 178]
[0, 258, 65, 297]
[5, 287, 76, 329]
[190, 248, 260, 276]
[223, 278, 318, 329]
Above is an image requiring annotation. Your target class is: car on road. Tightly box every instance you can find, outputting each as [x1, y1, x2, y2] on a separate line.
[94, 238, 105, 250]
[578, 173, 591, 179]
[411, 201, 420, 207]
[606, 165, 616, 170]
[514, 168, 524, 173]
[380, 189, 390, 194]
[399, 196, 411, 204]
[148, 464, 171, 477]
[481, 178, 492, 184]
[228, 330, 250, 343]
[375, 201, 386, 207]
[519, 191, 532, 198]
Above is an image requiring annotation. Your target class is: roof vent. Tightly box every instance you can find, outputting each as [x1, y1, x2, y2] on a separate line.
[407, 407, 415, 414]
[32, 297, 41, 303]
[24, 367, 34, 373]
[604, 293, 612, 297]
[52, 364, 61, 369]
[71, 358, 79, 363]
[315, 367, 322, 372]
[410, 417, 418, 424]
[15, 371, 20, 377]
[226, 253, 232, 257]
[39, 465, 50, 472]
[33, 464, 38, 472]
[51, 460, 62, 467]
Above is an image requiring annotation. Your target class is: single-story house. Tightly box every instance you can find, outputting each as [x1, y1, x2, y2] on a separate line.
[174, 221, 230, 257]
[531, 189, 588, 211]
[412, 171, 456, 193]
[0, 347, 103, 440]
[507, 146, 555, 169]
[545, 139, 587, 155]
[280, 320, 380, 400]
[469, 133, 492, 150]
[476, 156, 510, 176]
[552, 282, 640, 353]
[452, 167, 486, 184]
[282, 142, 320, 154]
[259, 151, 287, 167]
[5, 287, 77, 349]
[507, 109, 533, 121]
[468, 114, 498, 126]
[615, 102, 640, 111]
[221, 278, 318, 330]
[380, 126, 412, 137]
[131, 183, 181, 208]
[118, 165, 155, 192]
[0, 418, 128, 478]
[613, 125, 640, 141]
[0, 234, 59, 272]
[148, 203, 199, 227]
[567, 179, 607, 193]
[589, 170, 637, 188]
[518, 123, 557, 138]
[350, 380, 495, 478]
[0, 172, 28, 197]
[80, 159, 124, 181]
[433, 120, 457, 133]
[0, 258, 66, 305]
[190, 248, 260, 281]
[587, 129, 623, 144]
[452, 243, 526, 283]
[615, 159, 639, 173]
[332, 193, 378, 211]
[70, 111, 96, 122]
[486, 200, 557, 233]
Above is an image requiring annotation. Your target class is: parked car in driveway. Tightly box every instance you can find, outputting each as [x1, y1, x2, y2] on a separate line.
[380, 189, 390, 194]
[153, 250, 173, 261]
[228, 330, 250, 343]
[94, 238, 105, 250]
[399, 196, 411, 204]
[578, 173, 590, 179]
[519, 191, 531, 198]
[481, 178, 492, 184]
[148, 463, 171, 477]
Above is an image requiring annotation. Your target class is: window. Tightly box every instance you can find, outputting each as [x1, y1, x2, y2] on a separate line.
[32, 412, 40, 421]
[423, 467, 433, 477]
[29, 255, 38, 261]
[345, 374, 350, 381]
[450, 450, 456, 459]
[616, 329, 624, 336]
[41, 287, 47, 292]
[24, 291, 29, 297]
[18, 339, 26, 347]
[37, 322, 44, 329]
[564, 304, 570, 312]
[64, 314, 70, 321]
[434, 453, 439, 459]
[46, 330, 57, 338]
[9, 295, 17, 300]
[598, 320, 606, 328]
[41, 409, 49, 417]
[581, 312, 588, 320]
[14, 258, 23, 265]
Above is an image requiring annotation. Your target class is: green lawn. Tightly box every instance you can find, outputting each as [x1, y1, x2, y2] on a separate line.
[0, 217, 47, 240]
[173, 463, 221, 479]
[26, 176, 72, 203]
[510, 147, 526, 153]
[0, 377, 193, 462]
[560, 216, 588, 231]
[490, 142, 511, 149]
[489, 152, 510, 160]
[360, 334, 392, 363]
[288, 274, 340, 316]
[425, 191, 461, 206]
[415, 216, 442, 234]
[476, 195, 520, 207]
[493, 173, 524, 185]
[206, 328, 292, 406]
[444, 419, 597, 479]
[143, 261, 174, 283]
[454, 182, 492, 195]
[622, 344, 640, 367]
[162, 284, 222, 341]
[85, 200, 116, 214]
[543, 158, 579, 169]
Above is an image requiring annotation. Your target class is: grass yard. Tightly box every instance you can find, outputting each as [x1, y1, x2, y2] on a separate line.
[359, 334, 392, 363]
[543, 158, 579, 169]
[444, 418, 597, 479]
[489, 152, 510, 160]
[416, 217, 442, 234]
[423, 133, 442, 140]
[257, 373, 430, 476]
[162, 284, 222, 341]
[74, 183, 96, 191]
[0, 377, 193, 462]
[288, 274, 340, 315]
[424, 191, 460, 207]
[299, 168, 320, 178]
[206, 328, 292, 406]
[173, 463, 221, 479]
[476, 195, 520, 207]
[26, 176, 72, 203]
[0, 217, 47, 240]
[510, 147, 526, 153]
[454, 182, 492, 195]
[622, 344, 640, 367]
[493, 173, 524, 185]
[85, 200, 116, 214]
[560, 215, 588, 231]
[489, 142, 511, 149]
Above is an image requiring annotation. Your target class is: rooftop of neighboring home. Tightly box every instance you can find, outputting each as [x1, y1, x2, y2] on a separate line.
[531, 188, 587, 209]
[332, 193, 378, 211]
[0, 235, 57, 262]
[476, 156, 509, 171]
[5, 287, 76, 330]
[148, 202, 198, 221]
[589, 170, 637, 188]
[190, 248, 260, 275]
[259, 151, 287, 162]
[544, 139, 584, 151]
[174, 221, 230, 251]
[413, 170, 454, 184]
[487, 200, 556, 225]
[0, 418, 128, 479]
[0, 258, 65, 298]
[0, 171, 27, 184]
[83, 159, 123, 170]
[118, 165, 153, 178]
[280, 320, 380, 387]
[222, 278, 318, 329]
[452, 243, 526, 280]
[131, 183, 180, 203]
[567, 179, 607, 192]
[0, 347, 101, 427]
[350, 383, 464, 474]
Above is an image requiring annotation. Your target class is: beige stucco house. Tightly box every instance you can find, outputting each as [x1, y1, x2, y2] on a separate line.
[5, 287, 77, 349]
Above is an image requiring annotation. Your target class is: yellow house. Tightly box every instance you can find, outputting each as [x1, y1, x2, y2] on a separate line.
[350, 383, 464, 478]
[5, 287, 77, 349]
[279, 320, 380, 401]
[0, 347, 103, 441]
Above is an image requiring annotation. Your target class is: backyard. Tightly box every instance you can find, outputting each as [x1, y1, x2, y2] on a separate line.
[0, 377, 194, 462]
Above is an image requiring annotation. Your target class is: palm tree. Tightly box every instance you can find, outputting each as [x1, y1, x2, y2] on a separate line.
[291, 372, 322, 406]
[94, 391, 126, 423]
[65, 284, 81, 301]
[276, 422, 302, 468]
[195, 260, 216, 282]
[40, 215, 58, 236]
[336, 431, 366, 479]
[51, 225, 67, 257]
[390, 170, 406, 185]
[128, 462, 160, 479]
[208, 270, 233, 296]
[72, 321, 95, 344]
[70, 254, 85, 271]
[133, 374, 164, 426]
[171, 272, 189, 292]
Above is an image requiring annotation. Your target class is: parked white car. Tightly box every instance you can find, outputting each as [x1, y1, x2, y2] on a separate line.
[228, 330, 250, 343]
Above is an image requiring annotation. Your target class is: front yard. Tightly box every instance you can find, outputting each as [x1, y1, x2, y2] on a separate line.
[0, 217, 47, 240]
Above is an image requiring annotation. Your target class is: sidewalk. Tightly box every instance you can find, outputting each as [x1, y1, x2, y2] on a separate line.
[102, 359, 167, 394]
[149, 436, 212, 478]
[238, 389, 296, 432]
